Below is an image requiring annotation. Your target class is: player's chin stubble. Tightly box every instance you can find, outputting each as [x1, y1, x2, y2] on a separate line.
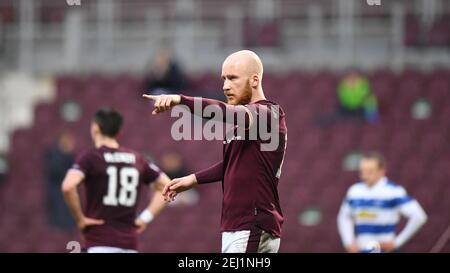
[230, 82, 252, 105]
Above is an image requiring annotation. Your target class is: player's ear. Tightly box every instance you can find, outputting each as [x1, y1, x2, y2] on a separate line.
[91, 122, 100, 136]
[251, 74, 259, 88]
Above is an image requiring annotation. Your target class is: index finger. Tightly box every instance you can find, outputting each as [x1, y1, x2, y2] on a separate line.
[162, 182, 173, 196]
[142, 94, 157, 100]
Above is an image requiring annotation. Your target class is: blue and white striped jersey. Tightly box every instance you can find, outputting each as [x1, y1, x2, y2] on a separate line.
[337, 177, 427, 251]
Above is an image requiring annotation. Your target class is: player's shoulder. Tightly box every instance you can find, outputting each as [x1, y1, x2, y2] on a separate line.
[347, 179, 407, 196]
[250, 100, 286, 117]
[116, 146, 146, 162]
[117, 145, 139, 155]
[116, 146, 159, 169]
[383, 179, 408, 195]
[72, 147, 101, 172]
[253, 99, 283, 109]
[385, 179, 402, 188]
[76, 147, 99, 159]
[347, 182, 366, 196]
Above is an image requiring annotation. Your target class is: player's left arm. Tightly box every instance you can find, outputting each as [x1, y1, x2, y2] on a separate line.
[135, 173, 171, 234]
[161, 160, 224, 203]
[61, 170, 104, 231]
[390, 197, 427, 250]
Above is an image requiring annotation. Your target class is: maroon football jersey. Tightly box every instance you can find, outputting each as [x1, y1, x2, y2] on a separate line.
[71, 145, 161, 250]
[179, 96, 287, 237]
[220, 100, 287, 237]
[190, 98, 288, 237]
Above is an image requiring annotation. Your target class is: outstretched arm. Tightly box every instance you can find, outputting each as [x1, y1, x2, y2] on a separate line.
[143, 94, 252, 127]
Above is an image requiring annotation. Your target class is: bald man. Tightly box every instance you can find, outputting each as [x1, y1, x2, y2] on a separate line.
[143, 50, 287, 253]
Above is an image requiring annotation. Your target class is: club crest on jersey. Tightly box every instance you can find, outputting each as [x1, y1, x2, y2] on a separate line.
[223, 135, 242, 144]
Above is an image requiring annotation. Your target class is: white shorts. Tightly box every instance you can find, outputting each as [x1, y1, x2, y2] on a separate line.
[87, 246, 138, 253]
[222, 228, 280, 253]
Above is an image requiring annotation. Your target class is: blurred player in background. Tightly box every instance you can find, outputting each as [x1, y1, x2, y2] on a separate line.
[45, 130, 76, 231]
[337, 152, 427, 253]
[144, 48, 188, 95]
[61, 108, 170, 253]
[143, 50, 287, 253]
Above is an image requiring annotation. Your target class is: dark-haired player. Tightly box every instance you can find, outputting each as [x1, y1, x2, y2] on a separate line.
[62, 107, 170, 253]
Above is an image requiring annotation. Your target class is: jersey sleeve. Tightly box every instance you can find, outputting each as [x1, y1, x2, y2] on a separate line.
[142, 161, 162, 185]
[337, 188, 356, 247]
[391, 186, 413, 209]
[194, 160, 223, 184]
[179, 95, 252, 128]
[71, 149, 92, 178]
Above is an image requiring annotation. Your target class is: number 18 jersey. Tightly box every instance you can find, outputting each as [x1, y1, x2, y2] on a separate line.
[71, 145, 161, 250]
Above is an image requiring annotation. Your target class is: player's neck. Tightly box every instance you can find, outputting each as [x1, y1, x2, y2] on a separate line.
[366, 177, 383, 188]
[250, 88, 266, 103]
[95, 136, 120, 149]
